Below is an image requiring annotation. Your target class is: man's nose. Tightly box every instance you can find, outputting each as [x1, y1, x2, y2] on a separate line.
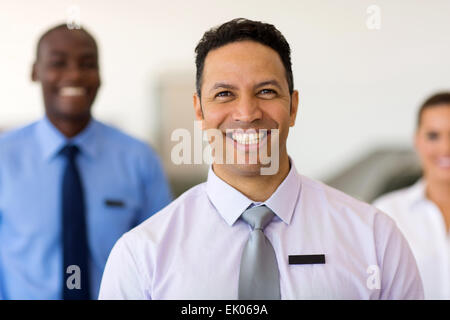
[64, 62, 83, 82]
[232, 94, 263, 123]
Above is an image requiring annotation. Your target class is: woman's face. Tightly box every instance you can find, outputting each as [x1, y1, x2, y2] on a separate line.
[415, 104, 450, 184]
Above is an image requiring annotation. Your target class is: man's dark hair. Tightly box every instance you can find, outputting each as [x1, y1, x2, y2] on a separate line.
[417, 92, 450, 127]
[194, 18, 294, 97]
[35, 23, 98, 60]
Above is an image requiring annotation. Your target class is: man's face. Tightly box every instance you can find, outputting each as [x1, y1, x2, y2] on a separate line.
[32, 28, 100, 121]
[194, 40, 298, 176]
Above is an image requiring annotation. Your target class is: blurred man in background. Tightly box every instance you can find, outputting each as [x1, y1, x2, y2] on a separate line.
[0, 24, 172, 299]
[374, 92, 450, 299]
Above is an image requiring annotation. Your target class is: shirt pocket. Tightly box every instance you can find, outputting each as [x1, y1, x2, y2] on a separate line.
[87, 194, 140, 262]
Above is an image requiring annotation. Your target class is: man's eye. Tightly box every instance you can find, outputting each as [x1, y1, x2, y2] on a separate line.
[48, 60, 65, 68]
[426, 132, 439, 140]
[80, 60, 98, 69]
[216, 91, 232, 98]
[258, 89, 277, 98]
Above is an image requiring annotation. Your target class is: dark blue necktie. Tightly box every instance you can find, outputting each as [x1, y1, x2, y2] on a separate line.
[61, 145, 90, 300]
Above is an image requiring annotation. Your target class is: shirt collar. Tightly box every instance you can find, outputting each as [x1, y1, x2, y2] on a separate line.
[205, 158, 301, 226]
[407, 178, 428, 209]
[36, 116, 100, 161]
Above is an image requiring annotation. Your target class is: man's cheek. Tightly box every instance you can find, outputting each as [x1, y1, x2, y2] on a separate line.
[41, 74, 59, 86]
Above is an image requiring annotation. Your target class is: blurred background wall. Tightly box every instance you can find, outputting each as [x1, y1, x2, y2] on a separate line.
[1, 0, 449, 200]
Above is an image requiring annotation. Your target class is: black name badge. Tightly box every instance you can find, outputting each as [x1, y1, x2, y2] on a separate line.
[288, 254, 326, 265]
[105, 199, 125, 208]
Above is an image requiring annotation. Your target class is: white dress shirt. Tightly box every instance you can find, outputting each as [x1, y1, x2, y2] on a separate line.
[99, 161, 423, 299]
[373, 180, 450, 299]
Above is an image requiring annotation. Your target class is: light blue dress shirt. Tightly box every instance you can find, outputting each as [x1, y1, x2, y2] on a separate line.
[0, 116, 172, 299]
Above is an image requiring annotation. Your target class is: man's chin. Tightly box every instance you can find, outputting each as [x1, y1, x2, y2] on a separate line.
[47, 104, 92, 122]
[216, 163, 265, 177]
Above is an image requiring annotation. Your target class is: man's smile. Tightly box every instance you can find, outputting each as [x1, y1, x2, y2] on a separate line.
[58, 86, 88, 97]
[224, 129, 271, 151]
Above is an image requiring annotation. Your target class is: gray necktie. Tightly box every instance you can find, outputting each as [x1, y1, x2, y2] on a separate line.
[238, 205, 281, 300]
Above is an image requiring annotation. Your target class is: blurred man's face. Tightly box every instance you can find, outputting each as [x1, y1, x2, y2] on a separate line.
[32, 28, 100, 121]
[194, 40, 298, 177]
[415, 105, 450, 183]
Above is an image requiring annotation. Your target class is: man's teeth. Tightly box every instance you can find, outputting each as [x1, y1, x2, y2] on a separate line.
[231, 131, 266, 145]
[59, 87, 86, 97]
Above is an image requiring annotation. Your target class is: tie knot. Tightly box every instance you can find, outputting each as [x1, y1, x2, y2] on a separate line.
[60, 144, 80, 160]
[241, 205, 275, 230]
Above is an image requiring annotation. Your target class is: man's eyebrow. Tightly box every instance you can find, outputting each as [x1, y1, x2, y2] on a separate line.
[208, 80, 283, 93]
[80, 52, 98, 59]
[254, 80, 282, 90]
[209, 82, 237, 94]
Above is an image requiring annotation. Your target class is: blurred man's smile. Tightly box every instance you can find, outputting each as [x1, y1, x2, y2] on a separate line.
[59, 86, 87, 97]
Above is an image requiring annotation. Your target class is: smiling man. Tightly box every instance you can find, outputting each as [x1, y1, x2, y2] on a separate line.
[99, 18, 423, 299]
[0, 24, 172, 299]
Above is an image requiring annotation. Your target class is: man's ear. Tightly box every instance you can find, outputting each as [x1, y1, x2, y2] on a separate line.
[31, 62, 38, 82]
[289, 90, 299, 127]
[193, 93, 204, 121]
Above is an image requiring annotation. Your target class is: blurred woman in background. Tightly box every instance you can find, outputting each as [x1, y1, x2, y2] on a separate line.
[374, 92, 450, 299]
